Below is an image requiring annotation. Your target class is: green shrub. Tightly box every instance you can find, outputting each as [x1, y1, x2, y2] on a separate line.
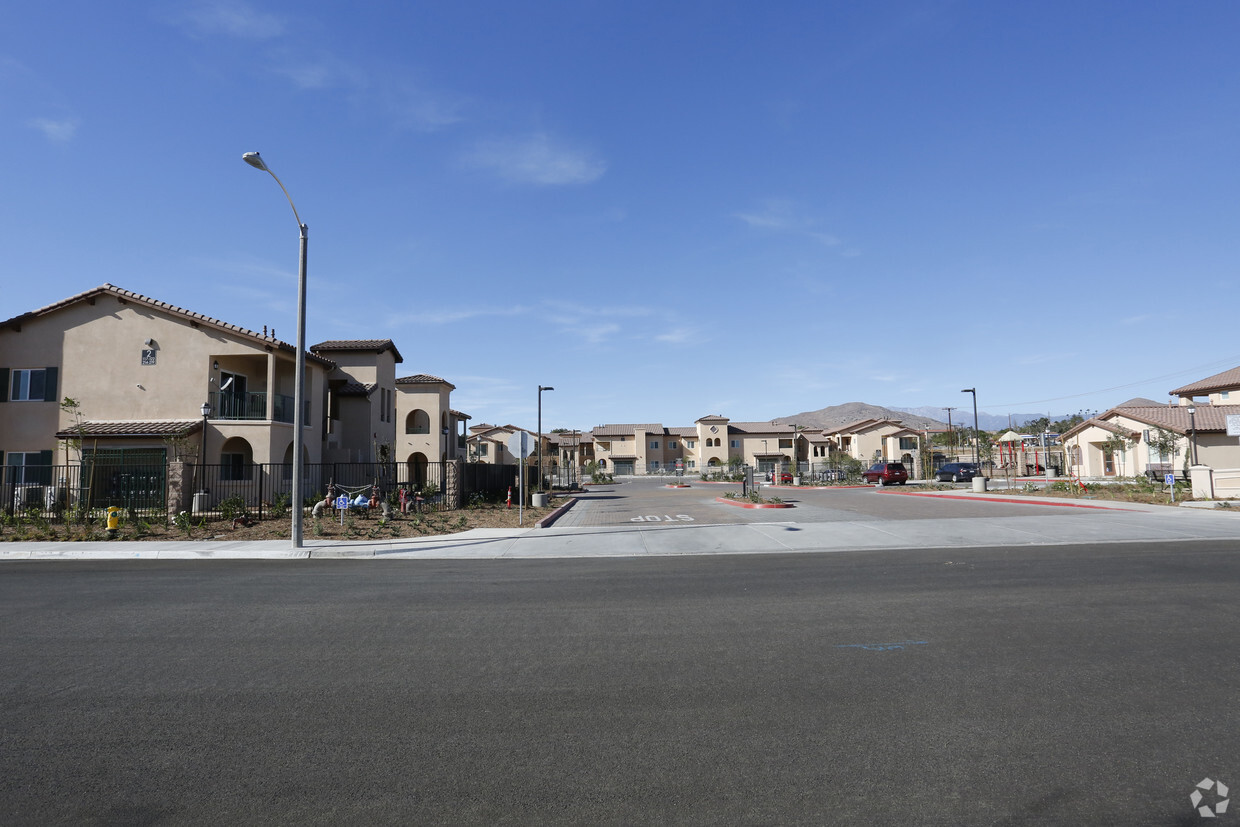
[217, 495, 248, 522]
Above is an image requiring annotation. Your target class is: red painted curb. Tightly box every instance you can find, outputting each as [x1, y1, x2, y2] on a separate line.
[885, 491, 1140, 512]
[715, 497, 794, 509]
[664, 484, 692, 488]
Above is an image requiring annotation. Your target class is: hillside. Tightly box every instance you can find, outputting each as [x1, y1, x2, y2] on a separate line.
[772, 402, 947, 431]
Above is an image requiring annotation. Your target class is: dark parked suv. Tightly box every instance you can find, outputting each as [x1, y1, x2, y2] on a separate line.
[862, 461, 908, 485]
[935, 462, 981, 483]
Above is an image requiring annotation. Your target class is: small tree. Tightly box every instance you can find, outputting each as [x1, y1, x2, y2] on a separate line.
[59, 397, 86, 464]
[1101, 430, 1136, 477]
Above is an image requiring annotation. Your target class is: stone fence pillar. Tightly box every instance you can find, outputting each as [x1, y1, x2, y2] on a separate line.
[445, 459, 462, 510]
[167, 461, 194, 523]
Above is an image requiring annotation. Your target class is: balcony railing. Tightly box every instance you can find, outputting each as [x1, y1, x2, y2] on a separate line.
[209, 391, 295, 423]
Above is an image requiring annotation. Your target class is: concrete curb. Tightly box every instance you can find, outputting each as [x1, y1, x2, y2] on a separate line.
[715, 497, 794, 509]
[535, 497, 578, 528]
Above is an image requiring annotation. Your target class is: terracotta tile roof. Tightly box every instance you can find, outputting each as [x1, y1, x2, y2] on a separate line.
[1063, 404, 1233, 439]
[55, 420, 201, 438]
[2, 284, 336, 368]
[1170, 366, 1240, 397]
[450, 409, 471, 420]
[311, 339, 404, 363]
[668, 427, 697, 437]
[727, 422, 795, 434]
[591, 424, 665, 436]
[694, 415, 729, 422]
[396, 374, 456, 390]
[336, 382, 376, 397]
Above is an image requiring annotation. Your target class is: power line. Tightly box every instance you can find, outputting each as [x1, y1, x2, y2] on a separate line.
[992, 354, 1240, 410]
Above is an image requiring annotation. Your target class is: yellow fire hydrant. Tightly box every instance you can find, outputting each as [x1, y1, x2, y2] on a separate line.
[106, 506, 122, 539]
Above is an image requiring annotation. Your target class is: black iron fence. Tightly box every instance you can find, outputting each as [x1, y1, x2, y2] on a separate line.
[2, 460, 533, 522]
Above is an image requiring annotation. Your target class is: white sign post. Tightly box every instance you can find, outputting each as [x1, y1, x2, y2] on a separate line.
[334, 494, 349, 525]
[507, 432, 535, 526]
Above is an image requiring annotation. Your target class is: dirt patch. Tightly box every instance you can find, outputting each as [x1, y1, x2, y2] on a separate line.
[1, 501, 563, 543]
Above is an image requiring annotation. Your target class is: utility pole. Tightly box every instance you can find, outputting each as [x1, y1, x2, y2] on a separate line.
[943, 407, 957, 458]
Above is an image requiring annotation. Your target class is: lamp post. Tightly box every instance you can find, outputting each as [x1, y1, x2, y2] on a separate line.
[961, 388, 979, 469]
[243, 151, 308, 550]
[1187, 404, 1199, 466]
[200, 401, 212, 461]
[537, 386, 554, 491]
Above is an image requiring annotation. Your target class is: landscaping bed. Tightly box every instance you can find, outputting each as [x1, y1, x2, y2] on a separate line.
[0, 501, 560, 542]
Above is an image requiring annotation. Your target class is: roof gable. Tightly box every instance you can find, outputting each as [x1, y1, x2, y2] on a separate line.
[1170, 366, 1240, 397]
[2, 283, 335, 368]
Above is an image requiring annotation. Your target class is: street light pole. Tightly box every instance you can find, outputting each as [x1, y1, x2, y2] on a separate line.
[537, 386, 554, 491]
[961, 388, 979, 469]
[1187, 404, 1199, 466]
[943, 407, 956, 459]
[243, 151, 308, 550]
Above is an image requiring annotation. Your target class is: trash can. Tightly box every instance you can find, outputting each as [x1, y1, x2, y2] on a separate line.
[972, 476, 987, 493]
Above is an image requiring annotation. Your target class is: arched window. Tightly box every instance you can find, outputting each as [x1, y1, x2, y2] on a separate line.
[406, 409, 430, 434]
[220, 437, 254, 481]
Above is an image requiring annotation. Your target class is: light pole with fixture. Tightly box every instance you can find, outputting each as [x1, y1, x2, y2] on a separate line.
[538, 386, 554, 491]
[200, 401, 212, 463]
[961, 388, 979, 469]
[1187, 404, 1199, 466]
[243, 151, 308, 550]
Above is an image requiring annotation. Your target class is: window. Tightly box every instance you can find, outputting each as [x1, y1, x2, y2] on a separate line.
[779, 439, 792, 449]
[686, 440, 695, 449]
[687, 460, 696, 469]
[5, 451, 52, 485]
[479, 443, 489, 456]
[5, 368, 57, 402]
[221, 452, 251, 481]
[899, 437, 917, 450]
[669, 441, 678, 449]
[1222, 391, 1231, 401]
[650, 441, 659, 449]
[730, 440, 739, 448]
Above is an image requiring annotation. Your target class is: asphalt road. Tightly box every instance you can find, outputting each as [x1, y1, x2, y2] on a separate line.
[3, 542, 1239, 825]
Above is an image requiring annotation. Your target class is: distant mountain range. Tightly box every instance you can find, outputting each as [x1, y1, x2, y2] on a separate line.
[889, 406, 1070, 432]
[773, 402, 1069, 433]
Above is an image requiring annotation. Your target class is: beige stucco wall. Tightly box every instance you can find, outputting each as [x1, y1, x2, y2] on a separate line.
[694, 420, 729, 468]
[1064, 415, 1198, 478]
[1, 295, 324, 466]
[396, 384, 453, 464]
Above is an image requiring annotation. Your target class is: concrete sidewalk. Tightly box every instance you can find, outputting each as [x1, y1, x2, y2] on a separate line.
[3, 490, 1240, 560]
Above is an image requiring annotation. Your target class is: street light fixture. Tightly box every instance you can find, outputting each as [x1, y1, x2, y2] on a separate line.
[1187, 404, 1199, 466]
[243, 151, 308, 550]
[538, 386, 554, 491]
[200, 401, 212, 462]
[961, 388, 979, 469]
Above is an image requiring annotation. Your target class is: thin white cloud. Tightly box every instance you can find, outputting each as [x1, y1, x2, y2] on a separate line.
[386, 305, 532, 327]
[464, 133, 606, 185]
[27, 117, 79, 143]
[560, 321, 620, 345]
[381, 78, 468, 132]
[735, 199, 845, 248]
[270, 54, 367, 91]
[654, 327, 703, 345]
[174, 1, 285, 39]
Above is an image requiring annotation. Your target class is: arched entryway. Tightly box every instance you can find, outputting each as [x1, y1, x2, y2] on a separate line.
[406, 452, 429, 488]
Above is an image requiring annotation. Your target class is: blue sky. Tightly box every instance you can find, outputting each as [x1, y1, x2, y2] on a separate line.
[3, 1, 1239, 431]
